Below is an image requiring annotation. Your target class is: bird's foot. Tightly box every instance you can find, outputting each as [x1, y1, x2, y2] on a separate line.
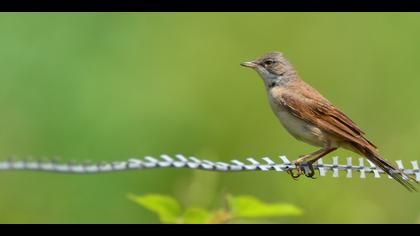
[305, 161, 317, 179]
[288, 160, 317, 180]
[287, 168, 302, 180]
[287, 160, 304, 180]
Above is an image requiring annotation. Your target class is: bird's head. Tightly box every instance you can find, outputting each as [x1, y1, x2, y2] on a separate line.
[241, 52, 296, 87]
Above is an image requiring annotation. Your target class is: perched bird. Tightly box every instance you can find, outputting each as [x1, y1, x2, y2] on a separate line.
[241, 52, 417, 191]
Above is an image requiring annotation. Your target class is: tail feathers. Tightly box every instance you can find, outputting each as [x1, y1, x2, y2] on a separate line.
[371, 158, 417, 192]
[359, 145, 417, 192]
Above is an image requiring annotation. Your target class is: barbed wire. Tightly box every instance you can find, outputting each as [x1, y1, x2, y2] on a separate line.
[0, 154, 419, 181]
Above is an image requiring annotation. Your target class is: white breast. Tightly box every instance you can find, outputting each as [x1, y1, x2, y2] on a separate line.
[268, 95, 328, 148]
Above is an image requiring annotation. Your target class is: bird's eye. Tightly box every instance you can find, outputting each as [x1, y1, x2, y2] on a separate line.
[264, 60, 274, 66]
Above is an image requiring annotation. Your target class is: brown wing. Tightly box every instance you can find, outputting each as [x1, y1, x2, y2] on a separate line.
[277, 92, 377, 149]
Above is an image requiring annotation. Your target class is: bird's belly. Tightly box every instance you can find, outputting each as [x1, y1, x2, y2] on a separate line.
[274, 109, 328, 148]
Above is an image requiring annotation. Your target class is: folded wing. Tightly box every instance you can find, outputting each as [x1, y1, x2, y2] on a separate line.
[276, 92, 376, 149]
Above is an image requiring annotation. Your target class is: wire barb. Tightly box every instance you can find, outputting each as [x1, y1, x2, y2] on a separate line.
[0, 154, 419, 182]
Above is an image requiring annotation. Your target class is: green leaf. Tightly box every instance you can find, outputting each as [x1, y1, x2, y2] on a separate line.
[128, 194, 182, 224]
[182, 208, 212, 224]
[228, 195, 302, 219]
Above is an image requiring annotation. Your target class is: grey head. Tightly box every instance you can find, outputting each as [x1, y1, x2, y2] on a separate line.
[241, 52, 297, 88]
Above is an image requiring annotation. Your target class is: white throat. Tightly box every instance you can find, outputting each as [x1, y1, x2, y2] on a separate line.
[260, 74, 287, 89]
[257, 69, 286, 89]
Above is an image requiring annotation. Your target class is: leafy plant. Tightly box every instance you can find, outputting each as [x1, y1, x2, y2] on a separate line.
[227, 195, 302, 218]
[129, 194, 182, 224]
[129, 194, 302, 224]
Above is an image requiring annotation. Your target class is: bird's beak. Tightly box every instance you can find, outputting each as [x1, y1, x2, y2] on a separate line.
[240, 61, 258, 68]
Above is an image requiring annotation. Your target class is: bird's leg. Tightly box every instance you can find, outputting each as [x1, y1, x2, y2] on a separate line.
[289, 148, 338, 179]
[288, 149, 327, 179]
[305, 148, 337, 178]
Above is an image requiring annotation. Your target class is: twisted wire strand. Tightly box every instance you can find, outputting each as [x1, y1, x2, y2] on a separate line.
[0, 154, 419, 181]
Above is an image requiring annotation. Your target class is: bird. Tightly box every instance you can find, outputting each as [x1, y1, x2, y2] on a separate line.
[241, 51, 417, 191]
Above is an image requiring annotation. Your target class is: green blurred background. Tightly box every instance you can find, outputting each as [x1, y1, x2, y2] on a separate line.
[0, 13, 419, 224]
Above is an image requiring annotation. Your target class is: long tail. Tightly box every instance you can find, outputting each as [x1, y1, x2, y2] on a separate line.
[354, 143, 417, 192]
